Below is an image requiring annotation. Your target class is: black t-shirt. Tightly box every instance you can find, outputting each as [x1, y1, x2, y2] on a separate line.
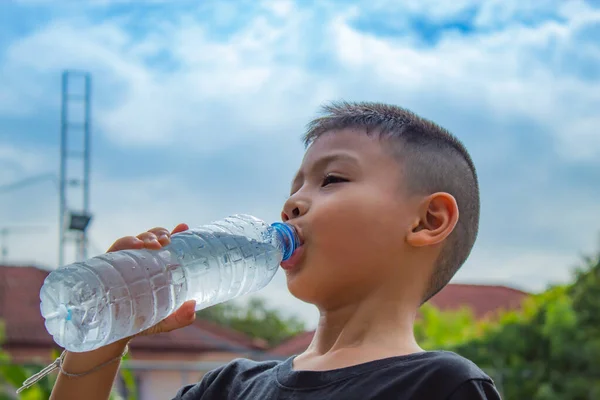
[172, 351, 502, 399]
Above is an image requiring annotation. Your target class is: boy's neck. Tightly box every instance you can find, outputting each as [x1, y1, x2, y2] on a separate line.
[293, 291, 423, 371]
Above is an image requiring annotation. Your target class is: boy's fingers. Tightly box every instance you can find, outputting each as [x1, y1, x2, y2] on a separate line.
[136, 231, 162, 249]
[139, 300, 196, 336]
[107, 224, 193, 338]
[158, 300, 197, 333]
[147, 227, 171, 243]
[107, 236, 144, 252]
[171, 223, 189, 235]
[141, 225, 188, 247]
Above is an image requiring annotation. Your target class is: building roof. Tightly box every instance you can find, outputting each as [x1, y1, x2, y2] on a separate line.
[270, 283, 530, 357]
[0, 265, 265, 356]
[131, 319, 268, 353]
[427, 283, 529, 320]
[269, 330, 315, 358]
[0, 265, 52, 349]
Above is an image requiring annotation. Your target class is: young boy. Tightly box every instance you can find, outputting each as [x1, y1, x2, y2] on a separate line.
[49, 102, 502, 399]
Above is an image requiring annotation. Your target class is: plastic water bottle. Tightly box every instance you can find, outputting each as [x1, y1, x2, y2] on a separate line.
[40, 214, 299, 352]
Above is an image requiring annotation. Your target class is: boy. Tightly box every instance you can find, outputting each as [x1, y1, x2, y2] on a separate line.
[49, 102, 501, 399]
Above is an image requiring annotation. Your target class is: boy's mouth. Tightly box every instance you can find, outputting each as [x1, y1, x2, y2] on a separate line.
[280, 245, 305, 271]
[287, 222, 305, 247]
[281, 222, 305, 270]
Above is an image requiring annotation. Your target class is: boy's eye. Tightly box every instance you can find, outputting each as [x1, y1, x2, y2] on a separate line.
[321, 174, 347, 187]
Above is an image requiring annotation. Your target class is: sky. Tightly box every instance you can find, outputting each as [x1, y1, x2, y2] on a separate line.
[1, 0, 599, 327]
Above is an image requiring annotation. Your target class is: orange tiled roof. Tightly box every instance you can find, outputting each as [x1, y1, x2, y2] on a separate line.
[427, 283, 529, 320]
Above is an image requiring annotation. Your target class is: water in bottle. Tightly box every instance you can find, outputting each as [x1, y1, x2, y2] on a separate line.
[40, 214, 300, 352]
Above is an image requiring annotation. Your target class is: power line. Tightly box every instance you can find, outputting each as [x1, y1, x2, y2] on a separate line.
[0, 173, 58, 195]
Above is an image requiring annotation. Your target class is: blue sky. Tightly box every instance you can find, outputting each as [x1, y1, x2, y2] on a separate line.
[1, 0, 600, 325]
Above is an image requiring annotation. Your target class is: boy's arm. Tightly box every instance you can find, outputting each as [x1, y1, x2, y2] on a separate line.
[47, 224, 196, 400]
[50, 339, 129, 400]
[49, 299, 197, 400]
[447, 379, 502, 400]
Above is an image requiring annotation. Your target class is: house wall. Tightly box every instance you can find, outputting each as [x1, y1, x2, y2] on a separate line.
[137, 370, 205, 400]
[3, 346, 54, 364]
[117, 351, 252, 400]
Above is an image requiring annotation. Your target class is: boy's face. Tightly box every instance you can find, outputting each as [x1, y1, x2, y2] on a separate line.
[282, 128, 417, 308]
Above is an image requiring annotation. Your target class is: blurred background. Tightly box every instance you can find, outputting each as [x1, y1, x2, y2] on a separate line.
[1, 0, 599, 399]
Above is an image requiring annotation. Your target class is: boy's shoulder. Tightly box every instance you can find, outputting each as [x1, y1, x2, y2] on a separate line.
[415, 350, 492, 382]
[338, 350, 501, 399]
[172, 351, 501, 400]
[432, 352, 501, 398]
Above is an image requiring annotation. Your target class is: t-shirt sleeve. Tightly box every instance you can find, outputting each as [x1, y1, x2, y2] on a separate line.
[170, 366, 223, 400]
[447, 379, 502, 400]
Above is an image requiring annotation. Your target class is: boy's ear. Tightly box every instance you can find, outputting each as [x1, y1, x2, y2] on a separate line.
[406, 192, 459, 247]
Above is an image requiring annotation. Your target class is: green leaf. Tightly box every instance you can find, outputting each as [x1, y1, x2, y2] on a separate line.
[0, 363, 28, 389]
[119, 352, 138, 400]
[196, 296, 306, 346]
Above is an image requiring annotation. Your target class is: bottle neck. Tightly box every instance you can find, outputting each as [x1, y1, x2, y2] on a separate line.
[270, 222, 299, 261]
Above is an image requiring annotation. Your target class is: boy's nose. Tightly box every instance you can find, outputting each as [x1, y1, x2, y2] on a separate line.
[281, 197, 308, 221]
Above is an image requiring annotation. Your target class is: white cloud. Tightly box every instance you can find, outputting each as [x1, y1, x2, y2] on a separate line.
[0, 140, 57, 185]
[457, 247, 581, 293]
[2, 0, 598, 159]
[329, 3, 600, 160]
[1, 6, 334, 150]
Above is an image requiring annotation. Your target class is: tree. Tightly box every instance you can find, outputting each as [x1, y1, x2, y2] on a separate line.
[197, 296, 306, 346]
[0, 320, 54, 399]
[414, 303, 486, 350]
[452, 249, 600, 400]
[0, 320, 136, 399]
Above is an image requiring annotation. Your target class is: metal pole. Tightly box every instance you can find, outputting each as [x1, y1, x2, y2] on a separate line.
[75, 232, 83, 262]
[59, 71, 68, 267]
[82, 73, 91, 260]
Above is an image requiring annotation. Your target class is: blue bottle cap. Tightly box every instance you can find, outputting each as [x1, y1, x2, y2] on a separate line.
[271, 222, 299, 261]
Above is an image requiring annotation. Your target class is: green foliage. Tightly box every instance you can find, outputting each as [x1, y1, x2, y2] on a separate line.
[414, 304, 484, 349]
[0, 329, 55, 400]
[118, 352, 138, 400]
[451, 249, 600, 400]
[197, 296, 306, 346]
[0, 323, 137, 399]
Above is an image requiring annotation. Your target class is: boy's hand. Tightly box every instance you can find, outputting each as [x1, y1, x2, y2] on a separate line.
[50, 223, 195, 400]
[106, 222, 197, 339]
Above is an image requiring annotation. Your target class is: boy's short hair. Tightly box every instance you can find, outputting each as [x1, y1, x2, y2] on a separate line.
[302, 101, 480, 303]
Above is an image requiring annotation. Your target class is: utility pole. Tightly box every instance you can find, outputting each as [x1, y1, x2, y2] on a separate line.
[59, 70, 93, 266]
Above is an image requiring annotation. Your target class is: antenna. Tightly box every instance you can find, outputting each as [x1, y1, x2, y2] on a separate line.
[59, 70, 93, 266]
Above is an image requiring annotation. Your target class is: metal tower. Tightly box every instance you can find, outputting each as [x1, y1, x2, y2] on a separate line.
[59, 71, 93, 267]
